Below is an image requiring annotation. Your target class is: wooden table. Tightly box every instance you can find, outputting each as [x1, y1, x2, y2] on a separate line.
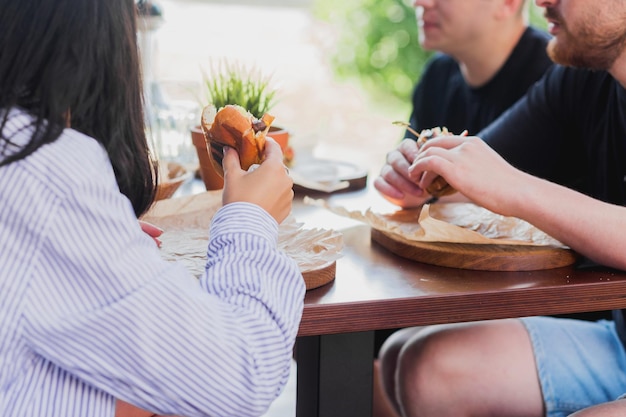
[291, 188, 626, 417]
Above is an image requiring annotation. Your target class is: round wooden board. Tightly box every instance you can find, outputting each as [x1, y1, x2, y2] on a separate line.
[302, 261, 336, 290]
[371, 228, 578, 271]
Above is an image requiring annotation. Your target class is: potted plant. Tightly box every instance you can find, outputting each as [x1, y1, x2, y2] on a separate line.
[191, 61, 292, 190]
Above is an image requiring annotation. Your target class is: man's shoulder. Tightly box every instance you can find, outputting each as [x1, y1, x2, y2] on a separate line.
[544, 64, 614, 88]
[416, 54, 464, 98]
[424, 53, 457, 70]
[512, 27, 552, 64]
[522, 26, 552, 45]
[499, 27, 552, 83]
[420, 53, 460, 82]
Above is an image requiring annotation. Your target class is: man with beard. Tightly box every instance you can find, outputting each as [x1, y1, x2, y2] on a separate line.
[374, 0, 626, 416]
[372, 1, 553, 414]
[402, 0, 551, 140]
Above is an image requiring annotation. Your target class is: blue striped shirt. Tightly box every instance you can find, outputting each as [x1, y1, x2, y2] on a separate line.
[0, 109, 305, 417]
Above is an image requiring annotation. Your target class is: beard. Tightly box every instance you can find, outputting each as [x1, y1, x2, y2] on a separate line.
[545, 7, 626, 70]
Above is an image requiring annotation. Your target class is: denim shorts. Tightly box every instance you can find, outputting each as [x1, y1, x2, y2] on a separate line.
[521, 316, 626, 417]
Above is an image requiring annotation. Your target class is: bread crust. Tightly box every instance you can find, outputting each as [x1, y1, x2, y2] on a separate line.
[200, 104, 274, 177]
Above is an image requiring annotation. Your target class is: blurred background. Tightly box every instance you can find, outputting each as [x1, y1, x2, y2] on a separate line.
[141, 0, 547, 179]
[141, 0, 402, 180]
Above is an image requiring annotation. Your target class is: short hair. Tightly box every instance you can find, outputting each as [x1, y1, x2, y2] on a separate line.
[0, 0, 157, 216]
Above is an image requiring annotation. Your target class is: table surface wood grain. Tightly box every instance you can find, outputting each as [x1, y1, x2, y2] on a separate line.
[294, 189, 626, 337]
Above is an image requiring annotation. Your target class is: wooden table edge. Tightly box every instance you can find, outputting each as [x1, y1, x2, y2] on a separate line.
[298, 281, 626, 336]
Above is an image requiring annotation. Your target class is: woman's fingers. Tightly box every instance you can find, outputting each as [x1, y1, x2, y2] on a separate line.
[221, 138, 294, 223]
[139, 220, 163, 248]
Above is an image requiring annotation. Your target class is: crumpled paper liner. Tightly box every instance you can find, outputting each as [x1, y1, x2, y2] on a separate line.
[142, 191, 344, 278]
[304, 197, 566, 248]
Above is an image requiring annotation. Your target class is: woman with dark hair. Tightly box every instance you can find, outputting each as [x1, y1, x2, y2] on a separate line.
[0, 0, 155, 215]
[0, 1, 304, 416]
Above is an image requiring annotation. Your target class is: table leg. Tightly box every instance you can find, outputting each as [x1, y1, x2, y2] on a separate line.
[295, 331, 375, 417]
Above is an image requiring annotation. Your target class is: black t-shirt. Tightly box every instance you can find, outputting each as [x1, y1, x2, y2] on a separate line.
[480, 65, 626, 336]
[481, 65, 626, 204]
[406, 26, 553, 139]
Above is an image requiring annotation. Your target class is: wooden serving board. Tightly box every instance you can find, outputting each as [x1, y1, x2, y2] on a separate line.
[371, 228, 578, 271]
[302, 261, 336, 290]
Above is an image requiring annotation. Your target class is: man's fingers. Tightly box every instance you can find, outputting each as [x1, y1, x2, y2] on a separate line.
[380, 163, 423, 195]
[373, 176, 404, 200]
[418, 135, 470, 153]
[398, 139, 420, 161]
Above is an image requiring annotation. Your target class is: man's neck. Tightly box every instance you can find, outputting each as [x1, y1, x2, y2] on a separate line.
[609, 54, 626, 89]
[457, 24, 527, 88]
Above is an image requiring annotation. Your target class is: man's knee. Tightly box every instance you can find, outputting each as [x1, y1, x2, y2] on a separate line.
[394, 325, 465, 415]
[378, 327, 424, 412]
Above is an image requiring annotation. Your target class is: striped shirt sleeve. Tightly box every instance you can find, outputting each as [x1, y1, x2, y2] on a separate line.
[13, 125, 304, 417]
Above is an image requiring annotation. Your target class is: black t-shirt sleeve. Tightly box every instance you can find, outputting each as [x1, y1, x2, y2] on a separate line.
[479, 65, 583, 186]
[407, 55, 457, 139]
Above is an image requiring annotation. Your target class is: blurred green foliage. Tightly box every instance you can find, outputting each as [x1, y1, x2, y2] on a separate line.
[313, 0, 549, 107]
[201, 60, 277, 119]
[313, 0, 426, 106]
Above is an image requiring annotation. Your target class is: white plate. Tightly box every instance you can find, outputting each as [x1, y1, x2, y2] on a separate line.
[290, 158, 368, 193]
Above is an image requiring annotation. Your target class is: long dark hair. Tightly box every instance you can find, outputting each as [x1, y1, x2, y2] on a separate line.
[0, 0, 157, 217]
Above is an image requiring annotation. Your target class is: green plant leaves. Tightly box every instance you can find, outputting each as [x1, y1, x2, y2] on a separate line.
[201, 61, 277, 119]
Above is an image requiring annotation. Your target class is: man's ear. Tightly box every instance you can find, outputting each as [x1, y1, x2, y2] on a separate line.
[495, 0, 525, 20]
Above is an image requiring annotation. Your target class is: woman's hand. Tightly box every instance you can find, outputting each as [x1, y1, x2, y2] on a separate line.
[221, 138, 294, 224]
[139, 220, 163, 248]
[373, 139, 430, 208]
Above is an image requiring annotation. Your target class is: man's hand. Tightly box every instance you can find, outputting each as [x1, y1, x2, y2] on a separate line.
[408, 135, 523, 216]
[221, 138, 294, 224]
[374, 139, 430, 208]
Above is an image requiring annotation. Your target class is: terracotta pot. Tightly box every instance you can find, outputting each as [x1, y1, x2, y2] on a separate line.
[190, 126, 224, 190]
[267, 126, 290, 151]
[191, 125, 291, 191]
[268, 127, 294, 166]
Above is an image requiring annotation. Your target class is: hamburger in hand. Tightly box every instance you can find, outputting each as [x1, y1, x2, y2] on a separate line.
[416, 127, 458, 198]
[200, 104, 275, 177]
[394, 122, 468, 199]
